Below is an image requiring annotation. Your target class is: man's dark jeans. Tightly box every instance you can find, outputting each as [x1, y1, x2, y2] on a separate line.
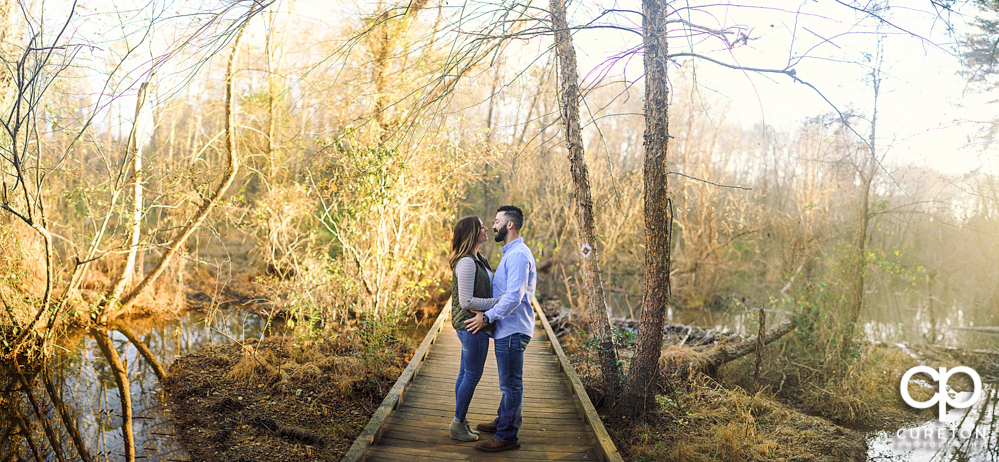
[492, 332, 530, 443]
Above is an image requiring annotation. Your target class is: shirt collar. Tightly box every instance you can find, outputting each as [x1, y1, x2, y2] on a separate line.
[502, 237, 524, 253]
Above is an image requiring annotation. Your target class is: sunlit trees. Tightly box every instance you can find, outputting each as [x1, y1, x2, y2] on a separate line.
[0, 0, 269, 357]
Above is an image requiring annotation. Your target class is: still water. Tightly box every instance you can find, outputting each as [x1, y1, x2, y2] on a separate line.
[2, 309, 286, 461]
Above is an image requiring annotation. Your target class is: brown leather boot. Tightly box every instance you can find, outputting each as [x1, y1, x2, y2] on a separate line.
[475, 436, 521, 452]
[475, 421, 497, 433]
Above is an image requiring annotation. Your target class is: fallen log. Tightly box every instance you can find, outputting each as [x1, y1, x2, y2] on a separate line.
[251, 416, 326, 447]
[659, 317, 798, 383]
[940, 326, 999, 333]
[612, 317, 738, 347]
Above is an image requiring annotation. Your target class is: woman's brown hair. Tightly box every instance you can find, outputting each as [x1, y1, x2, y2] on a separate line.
[448, 216, 481, 269]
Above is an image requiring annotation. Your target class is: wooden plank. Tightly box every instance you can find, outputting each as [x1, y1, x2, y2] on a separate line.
[340, 302, 451, 462]
[402, 389, 570, 402]
[383, 409, 591, 427]
[408, 373, 567, 385]
[375, 436, 592, 453]
[398, 400, 582, 417]
[533, 299, 623, 462]
[381, 425, 596, 441]
[365, 450, 598, 462]
[366, 440, 600, 461]
[403, 382, 572, 397]
[421, 354, 562, 366]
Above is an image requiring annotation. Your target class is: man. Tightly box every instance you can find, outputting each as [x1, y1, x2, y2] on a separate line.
[464, 205, 536, 452]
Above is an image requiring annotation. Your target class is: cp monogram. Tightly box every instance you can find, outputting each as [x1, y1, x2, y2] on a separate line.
[900, 366, 983, 421]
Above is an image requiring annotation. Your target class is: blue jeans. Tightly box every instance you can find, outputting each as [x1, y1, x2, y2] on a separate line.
[454, 328, 490, 422]
[493, 332, 530, 443]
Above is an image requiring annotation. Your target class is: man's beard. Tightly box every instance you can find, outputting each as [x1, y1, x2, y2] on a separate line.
[494, 226, 507, 243]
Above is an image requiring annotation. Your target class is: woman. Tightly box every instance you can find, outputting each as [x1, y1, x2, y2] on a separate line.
[447, 216, 502, 442]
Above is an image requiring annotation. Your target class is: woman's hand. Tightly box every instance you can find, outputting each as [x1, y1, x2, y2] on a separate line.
[464, 311, 488, 334]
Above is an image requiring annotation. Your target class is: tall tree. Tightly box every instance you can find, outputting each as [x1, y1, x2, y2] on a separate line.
[843, 34, 885, 354]
[106, 81, 150, 314]
[619, 0, 672, 418]
[550, 0, 622, 395]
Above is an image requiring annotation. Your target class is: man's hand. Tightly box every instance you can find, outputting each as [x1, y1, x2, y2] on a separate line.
[464, 311, 488, 334]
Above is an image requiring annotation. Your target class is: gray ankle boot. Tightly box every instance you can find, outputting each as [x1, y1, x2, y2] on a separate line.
[450, 420, 479, 441]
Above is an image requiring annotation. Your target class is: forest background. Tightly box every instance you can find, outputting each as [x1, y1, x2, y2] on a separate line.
[1, 0, 995, 345]
[1, 0, 999, 458]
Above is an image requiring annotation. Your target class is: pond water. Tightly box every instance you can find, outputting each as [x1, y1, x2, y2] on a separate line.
[2, 309, 288, 461]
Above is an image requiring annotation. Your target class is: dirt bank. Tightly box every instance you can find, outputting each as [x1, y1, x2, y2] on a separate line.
[164, 331, 413, 461]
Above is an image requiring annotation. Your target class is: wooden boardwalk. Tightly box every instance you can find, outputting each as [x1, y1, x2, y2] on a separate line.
[342, 300, 622, 462]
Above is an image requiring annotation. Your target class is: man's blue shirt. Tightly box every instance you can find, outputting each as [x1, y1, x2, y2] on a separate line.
[485, 237, 536, 339]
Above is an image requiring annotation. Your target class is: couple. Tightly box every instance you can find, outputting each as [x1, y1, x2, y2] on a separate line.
[446, 205, 537, 453]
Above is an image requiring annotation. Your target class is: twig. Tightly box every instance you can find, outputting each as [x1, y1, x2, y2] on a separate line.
[666, 171, 752, 190]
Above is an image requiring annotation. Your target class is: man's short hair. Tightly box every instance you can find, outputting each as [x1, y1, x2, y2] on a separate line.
[497, 205, 524, 231]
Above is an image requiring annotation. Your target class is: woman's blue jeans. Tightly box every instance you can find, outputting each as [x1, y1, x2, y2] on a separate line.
[454, 327, 490, 422]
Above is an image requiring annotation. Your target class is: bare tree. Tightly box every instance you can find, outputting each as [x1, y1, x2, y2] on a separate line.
[550, 0, 622, 395]
[618, 0, 672, 418]
[843, 32, 886, 354]
[111, 9, 259, 317]
[106, 82, 151, 310]
[2, 1, 81, 354]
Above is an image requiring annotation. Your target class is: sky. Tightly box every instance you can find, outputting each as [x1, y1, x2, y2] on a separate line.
[565, 0, 999, 175]
[38, 0, 999, 176]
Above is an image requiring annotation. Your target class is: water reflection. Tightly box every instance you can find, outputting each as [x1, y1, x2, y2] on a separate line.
[1, 309, 285, 461]
[869, 386, 999, 461]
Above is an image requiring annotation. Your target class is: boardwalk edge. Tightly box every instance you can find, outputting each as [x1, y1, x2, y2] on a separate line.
[340, 301, 451, 462]
[534, 299, 625, 462]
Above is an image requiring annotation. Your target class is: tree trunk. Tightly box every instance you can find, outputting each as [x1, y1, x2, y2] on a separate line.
[843, 36, 882, 354]
[42, 366, 93, 462]
[92, 329, 134, 462]
[265, 7, 279, 181]
[619, 0, 671, 418]
[370, 1, 428, 143]
[372, 4, 393, 143]
[550, 0, 622, 395]
[16, 373, 66, 462]
[925, 272, 937, 343]
[113, 20, 249, 317]
[843, 171, 872, 352]
[106, 82, 150, 317]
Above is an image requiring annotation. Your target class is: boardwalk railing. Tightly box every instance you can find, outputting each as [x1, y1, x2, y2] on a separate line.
[533, 299, 622, 462]
[341, 298, 623, 462]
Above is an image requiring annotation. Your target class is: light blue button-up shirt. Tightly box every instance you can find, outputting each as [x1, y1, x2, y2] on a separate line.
[485, 237, 536, 339]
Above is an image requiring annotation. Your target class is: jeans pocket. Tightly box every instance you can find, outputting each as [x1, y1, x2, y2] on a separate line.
[518, 334, 530, 351]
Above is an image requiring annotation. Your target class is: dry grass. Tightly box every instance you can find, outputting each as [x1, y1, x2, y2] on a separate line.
[658, 344, 711, 380]
[562, 317, 935, 462]
[720, 337, 936, 428]
[606, 378, 868, 462]
[0, 221, 45, 324]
